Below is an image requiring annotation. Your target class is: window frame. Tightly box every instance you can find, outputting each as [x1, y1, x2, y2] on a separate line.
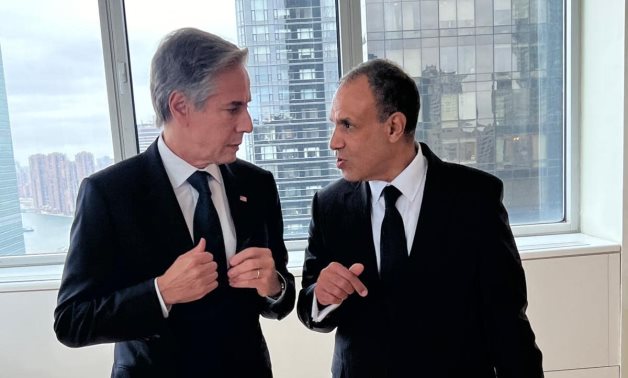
[340, 0, 577, 238]
[0, 0, 577, 269]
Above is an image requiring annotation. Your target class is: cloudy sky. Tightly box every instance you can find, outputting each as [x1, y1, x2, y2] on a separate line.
[0, 0, 237, 165]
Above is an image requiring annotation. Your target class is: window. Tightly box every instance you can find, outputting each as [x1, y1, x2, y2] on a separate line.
[300, 68, 316, 80]
[297, 28, 314, 40]
[304, 147, 320, 158]
[0, 0, 571, 263]
[254, 46, 270, 63]
[298, 48, 315, 59]
[362, 0, 565, 225]
[124, 1, 340, 243]
[301, 88, 317, 100]
[0, 0, 113, 257]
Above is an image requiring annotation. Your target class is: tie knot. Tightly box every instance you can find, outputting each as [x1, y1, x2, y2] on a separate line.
[187, 171, 212, 195]
[382, 185, 402, 208]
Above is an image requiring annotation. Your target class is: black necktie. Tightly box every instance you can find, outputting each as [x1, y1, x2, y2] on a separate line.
[187, 171, 227, 284]
[380, 185, 408, 284]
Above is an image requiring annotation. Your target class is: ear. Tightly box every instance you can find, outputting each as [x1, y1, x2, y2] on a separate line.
[386, 112, 407, 142]
[169, 91, 190, 125]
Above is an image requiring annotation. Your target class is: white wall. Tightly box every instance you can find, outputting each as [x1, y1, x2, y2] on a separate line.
[0, 250, 620, 378]
[578, 0, 627, 375]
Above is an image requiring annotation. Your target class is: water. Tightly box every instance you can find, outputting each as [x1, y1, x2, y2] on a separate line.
[21, 212, 73, 254]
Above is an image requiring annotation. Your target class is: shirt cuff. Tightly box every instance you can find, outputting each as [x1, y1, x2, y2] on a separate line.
[311, 293, 340, 322]
[266, 271, 287, 302]
[154, 278, 171, 318]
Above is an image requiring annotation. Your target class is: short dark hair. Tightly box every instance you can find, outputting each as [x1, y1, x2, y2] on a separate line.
[340, 58, 420, 134]
[150, 28, 249, 127]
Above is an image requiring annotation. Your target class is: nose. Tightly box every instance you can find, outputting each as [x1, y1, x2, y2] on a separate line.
[239, 110, 253, 133]
[329, 125, 342, 151]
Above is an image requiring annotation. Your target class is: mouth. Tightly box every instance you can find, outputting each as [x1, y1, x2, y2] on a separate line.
[336, 157, 345, 169]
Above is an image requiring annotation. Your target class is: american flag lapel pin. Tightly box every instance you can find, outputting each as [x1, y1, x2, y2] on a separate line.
[239, 195, 248, 203]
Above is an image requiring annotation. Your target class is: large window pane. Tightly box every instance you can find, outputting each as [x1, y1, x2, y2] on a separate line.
[125, 1, 340, 240]
[363, 0, 565, 225]
[0, 1, 113, 256]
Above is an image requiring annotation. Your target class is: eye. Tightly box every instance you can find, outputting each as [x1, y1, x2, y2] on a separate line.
[341, 120, 352, 129]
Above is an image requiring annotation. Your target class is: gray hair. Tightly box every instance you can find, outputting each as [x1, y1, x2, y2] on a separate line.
[340, 58, 420, 134]
[150, 28, 249, 127]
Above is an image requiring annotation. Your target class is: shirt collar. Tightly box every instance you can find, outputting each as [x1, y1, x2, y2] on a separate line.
[157, 134, 223, 189]
[369, 143, 426, 202]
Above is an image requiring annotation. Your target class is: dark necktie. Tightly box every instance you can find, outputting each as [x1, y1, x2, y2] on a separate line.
[187, 171, 227, 284]
[380, 185, 408, 284]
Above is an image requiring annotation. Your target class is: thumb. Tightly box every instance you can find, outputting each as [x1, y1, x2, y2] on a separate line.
[193, 238, 206, 253]
[348, 263, 365, 276]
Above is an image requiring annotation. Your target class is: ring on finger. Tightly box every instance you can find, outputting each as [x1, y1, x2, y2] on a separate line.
[256, 269, 260, 279]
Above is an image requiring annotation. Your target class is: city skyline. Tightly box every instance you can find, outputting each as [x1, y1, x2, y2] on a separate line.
[0, 1, 565, 255]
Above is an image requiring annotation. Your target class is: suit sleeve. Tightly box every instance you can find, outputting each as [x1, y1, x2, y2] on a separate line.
[53, 178, 167, 348]
[259, 172, 296, 320]
[479, 179, 544, 377]
[296, 192, 341, 332]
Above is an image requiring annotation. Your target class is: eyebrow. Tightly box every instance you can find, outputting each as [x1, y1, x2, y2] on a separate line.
[228, 100, 249, 107]
[331, 116, 352, 125]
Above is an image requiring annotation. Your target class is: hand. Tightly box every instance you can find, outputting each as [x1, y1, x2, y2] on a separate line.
[156, 238, 219, 306]
[314, 262, 368, 306]
[228, 247, 281, 297]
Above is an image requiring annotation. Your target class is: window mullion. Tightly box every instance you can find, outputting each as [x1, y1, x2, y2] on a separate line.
[98, 0, 138, 162]
[336, 0, 364, 75]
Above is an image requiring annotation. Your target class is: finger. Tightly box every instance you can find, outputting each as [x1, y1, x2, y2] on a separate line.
[315, 285, 347, 305]
[347, 263, 368, 297]
[229, 278, 257, 289]
[230, 247, 270, 266]
[348, 263, 364, 276]
[192, 238, 206, 253]
[227, 257, 260, 278]
[193, 252, 215, 265]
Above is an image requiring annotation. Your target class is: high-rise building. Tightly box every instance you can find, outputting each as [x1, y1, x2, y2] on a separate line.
[15, 162, 31, 200]
[0, 45, 26, 255]
[74, 151, 95, 184]
[96, 155, 113, 172]
[137, 121, 162, 152]
[74, 151, 95, 199]
[29, 153, 76, 216]
[236, 0, 340, 238]
[363, 0, 564, 224]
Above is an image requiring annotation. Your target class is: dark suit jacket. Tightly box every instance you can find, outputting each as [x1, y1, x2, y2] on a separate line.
[297, 143, 543, 378]
[54, 141, 296, 378]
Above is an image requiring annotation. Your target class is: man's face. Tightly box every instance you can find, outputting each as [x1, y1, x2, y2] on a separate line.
[329, 75, 395, 182]
[185, 64, 252, 166]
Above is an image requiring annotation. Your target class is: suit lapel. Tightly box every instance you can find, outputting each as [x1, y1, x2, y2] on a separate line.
[142, 141, 194, 260]
[348, 182, 379, 285]
[219, 164, 251, 251]
[409, 143, 450, 260]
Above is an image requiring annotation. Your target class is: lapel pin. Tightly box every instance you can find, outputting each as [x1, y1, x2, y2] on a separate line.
[239, 195, 248, 203]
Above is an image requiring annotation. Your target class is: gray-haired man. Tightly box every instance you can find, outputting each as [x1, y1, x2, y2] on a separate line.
[54, 28, 295, 377]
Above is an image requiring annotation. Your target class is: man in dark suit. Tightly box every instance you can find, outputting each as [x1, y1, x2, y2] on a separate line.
[54, 28, 295, 377]
[297, 59, 543, 377]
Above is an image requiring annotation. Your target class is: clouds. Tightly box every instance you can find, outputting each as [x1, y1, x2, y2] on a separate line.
[1, 0, 110, 164]
[1, 0, 238, 165]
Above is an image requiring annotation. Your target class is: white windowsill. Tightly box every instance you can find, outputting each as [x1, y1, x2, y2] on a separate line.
[0, 232, 620, 293]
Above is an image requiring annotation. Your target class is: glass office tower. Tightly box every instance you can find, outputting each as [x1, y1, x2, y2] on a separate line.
[0, 45, 25, 255]
[363, 0, 564, 223]
[236, 0, 340, 238]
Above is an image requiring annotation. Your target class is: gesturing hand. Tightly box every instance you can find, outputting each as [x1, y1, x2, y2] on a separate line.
[314, 262, 368, 306]
[156, 238, 219, 306]
[228, 247, 282, 297]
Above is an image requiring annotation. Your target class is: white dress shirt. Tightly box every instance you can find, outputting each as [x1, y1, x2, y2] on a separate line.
[312, 144, 428, 321]
[154, 135, 237, 317]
